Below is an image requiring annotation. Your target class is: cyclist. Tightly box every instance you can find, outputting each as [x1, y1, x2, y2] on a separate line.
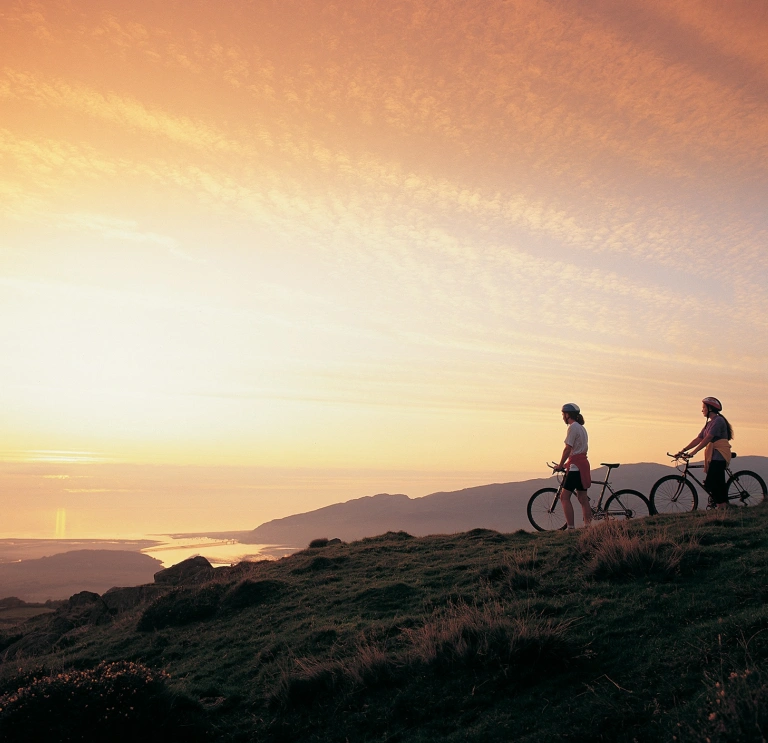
[674, 396, 734, 509]
[554, 403, 592, 529]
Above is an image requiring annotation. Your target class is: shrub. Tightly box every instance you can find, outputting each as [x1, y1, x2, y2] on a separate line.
[309, 538, 330, 548]
[579, 520, 697, 581]
[691, 667, 768, 743]
[0, 661, 207, 742]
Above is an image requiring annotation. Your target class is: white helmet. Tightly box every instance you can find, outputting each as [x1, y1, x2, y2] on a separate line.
[561, 403, 580, 414]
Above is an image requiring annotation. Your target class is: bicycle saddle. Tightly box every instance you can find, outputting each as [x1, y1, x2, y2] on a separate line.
[600, 462, 620, 468]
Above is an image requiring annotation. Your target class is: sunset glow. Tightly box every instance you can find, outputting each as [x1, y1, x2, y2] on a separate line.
[2, 0, 766, 536]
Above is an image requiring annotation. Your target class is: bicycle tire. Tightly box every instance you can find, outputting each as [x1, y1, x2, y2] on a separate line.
[650, 475, 698, 513]
[527, 487, 566, 531]
[604, 489, 652, 520]
[726, 470, 767, 507]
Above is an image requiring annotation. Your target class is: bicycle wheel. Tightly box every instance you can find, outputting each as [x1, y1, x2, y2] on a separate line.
[726, 470, 767, 507]
[604, 489, 652, 520]
[650, 475, 698, 513]
[527, 488, 566, 531]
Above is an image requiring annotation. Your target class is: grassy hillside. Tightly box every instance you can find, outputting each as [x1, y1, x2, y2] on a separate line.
[2, 505, 768, 742]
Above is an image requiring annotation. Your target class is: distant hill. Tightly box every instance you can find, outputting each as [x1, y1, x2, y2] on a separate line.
[0, 550, 163, 603]
[243, 458, 768, 546]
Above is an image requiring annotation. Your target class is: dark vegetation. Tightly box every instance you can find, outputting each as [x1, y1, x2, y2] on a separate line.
[2, 506, 768, 741]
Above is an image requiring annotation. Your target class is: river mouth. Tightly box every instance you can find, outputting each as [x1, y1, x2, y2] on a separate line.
[140, 534, 300, 567]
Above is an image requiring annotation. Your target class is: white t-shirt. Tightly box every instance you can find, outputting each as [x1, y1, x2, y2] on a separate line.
[564, 421, 588, 470]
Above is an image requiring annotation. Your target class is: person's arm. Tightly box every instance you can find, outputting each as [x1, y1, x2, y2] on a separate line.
[674, 435, 708, 458]
[555, 444, 573, 471]
[688, 433, 713, 457]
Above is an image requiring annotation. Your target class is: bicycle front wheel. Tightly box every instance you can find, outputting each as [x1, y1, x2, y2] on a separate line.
[726, 470, 767, 507]
[650, 475, 697, 513]
[604, 489, 652, 520]
[527, 488, 566, 531]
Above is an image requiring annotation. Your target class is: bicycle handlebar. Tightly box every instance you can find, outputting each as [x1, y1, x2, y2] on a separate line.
[667, 451, 691, 461]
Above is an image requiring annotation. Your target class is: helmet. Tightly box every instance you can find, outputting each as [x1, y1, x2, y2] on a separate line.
[702, 396, 722, 411]
[561, 403, 580, 413]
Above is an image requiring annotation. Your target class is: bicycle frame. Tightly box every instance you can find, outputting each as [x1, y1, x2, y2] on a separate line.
[549, 463, 618, 516]
[673, 457, 708, 490]
[527, 462, 652, 531]
[672, 454, 737, 506]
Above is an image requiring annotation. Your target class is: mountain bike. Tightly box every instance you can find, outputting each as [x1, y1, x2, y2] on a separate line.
[527, 462, 652, 531]
[650, 453, 767, 513]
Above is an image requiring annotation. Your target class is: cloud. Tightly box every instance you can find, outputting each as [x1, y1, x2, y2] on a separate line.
[63, 213, 177, 247]
[2, 116, 765, 362]
[1, 0, 766, 447]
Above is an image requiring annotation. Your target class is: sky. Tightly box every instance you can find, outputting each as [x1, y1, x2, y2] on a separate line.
[1, 0, 767, 537]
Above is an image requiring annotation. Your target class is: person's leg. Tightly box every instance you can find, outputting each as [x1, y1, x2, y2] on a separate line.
[560, 489, 576, 528]
[705, 460, 728, 509]
[576, 490, 592, 525]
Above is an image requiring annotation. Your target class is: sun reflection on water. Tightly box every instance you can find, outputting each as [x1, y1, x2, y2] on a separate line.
[55, 508, 66, 538]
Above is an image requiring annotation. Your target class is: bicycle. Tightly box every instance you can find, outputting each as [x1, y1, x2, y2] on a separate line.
[650, 453, 767, 513]
[527, 462, 652, 531]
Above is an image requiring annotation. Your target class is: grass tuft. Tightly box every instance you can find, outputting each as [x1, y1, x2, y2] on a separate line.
[273, 641, 396, 707]
[483, 549, 540, 593]
[402, 600, 569, 670]
[579, 519, 698, 581]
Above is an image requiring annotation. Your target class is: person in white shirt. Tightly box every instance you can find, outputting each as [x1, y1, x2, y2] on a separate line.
[554, 403, 592, 529]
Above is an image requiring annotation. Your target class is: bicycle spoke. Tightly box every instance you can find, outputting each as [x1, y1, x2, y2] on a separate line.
[726, 471, 767, 507]
[650, 476, 697, 513]
[605, 490, 652, 520]
[527, 488, 567, 531]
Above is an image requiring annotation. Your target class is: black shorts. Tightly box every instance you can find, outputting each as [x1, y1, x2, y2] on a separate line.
[562, 469, 585, 492]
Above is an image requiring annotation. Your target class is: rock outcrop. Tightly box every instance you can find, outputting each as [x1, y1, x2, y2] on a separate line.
[154, 556, 215, 586]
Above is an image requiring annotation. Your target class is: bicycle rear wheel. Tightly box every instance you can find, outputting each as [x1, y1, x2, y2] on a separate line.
[527, 488, 566, 531]
[726, 470, 767, 507]
[650, 475, 697, 513]
[604, 489, 652, 520]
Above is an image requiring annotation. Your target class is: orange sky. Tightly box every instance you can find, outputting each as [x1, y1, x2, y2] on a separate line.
[1, 0, 766, 536]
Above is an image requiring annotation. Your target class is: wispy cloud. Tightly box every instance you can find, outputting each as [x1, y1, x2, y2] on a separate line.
[1, 0, 766, 482]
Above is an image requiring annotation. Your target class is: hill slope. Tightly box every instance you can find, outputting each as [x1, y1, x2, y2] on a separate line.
[1, 503, 768, 741]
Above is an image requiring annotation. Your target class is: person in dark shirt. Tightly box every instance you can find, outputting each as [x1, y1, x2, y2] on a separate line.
[675, 396, 734, 509]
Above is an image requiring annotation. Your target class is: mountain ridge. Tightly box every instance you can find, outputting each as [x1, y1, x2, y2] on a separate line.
[243, 457, 768, 546]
